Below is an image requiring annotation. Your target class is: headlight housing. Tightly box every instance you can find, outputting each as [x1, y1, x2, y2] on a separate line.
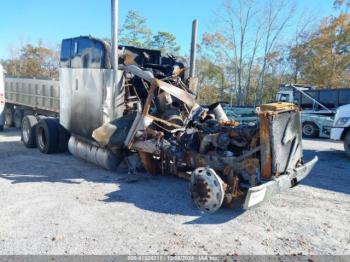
[335, 117, 350, 126]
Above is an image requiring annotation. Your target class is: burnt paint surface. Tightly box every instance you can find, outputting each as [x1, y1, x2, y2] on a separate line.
[60, 68, 106, 139]
[259, 115, 272, 179]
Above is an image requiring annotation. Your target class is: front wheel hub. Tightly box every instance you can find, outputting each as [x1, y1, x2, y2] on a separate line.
[190, 167, 225, 213]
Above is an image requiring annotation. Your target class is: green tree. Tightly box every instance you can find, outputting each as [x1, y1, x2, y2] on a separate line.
[196, 58, 226, 104]
[118, 10, 181, 54]
[2, 42, 59, 79]
[151, 32, 180, 54]
[290, 14, 350, 87]
[119, 10, 153, 48]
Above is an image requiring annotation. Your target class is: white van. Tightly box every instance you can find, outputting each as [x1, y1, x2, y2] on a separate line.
[0, 64, 5, 131]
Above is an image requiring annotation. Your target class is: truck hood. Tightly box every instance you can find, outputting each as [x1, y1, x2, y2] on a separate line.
[336, 104, 350, 117]
[334, 104, 350, 125]
[337, 104, 350, 111]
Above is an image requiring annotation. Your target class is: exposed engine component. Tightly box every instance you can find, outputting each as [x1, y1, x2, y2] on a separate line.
[91, 45, 318, 213]
[208, 102, 229, 122]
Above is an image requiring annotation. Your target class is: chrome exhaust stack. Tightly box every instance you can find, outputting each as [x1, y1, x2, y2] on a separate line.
[209, 102, 229, 122]
[189, 19, 198, 78]
[188, 19, 199, 94]
[111, 0, 119, 70]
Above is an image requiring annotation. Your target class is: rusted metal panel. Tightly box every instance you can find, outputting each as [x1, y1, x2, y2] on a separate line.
[259, 113, 272, 179]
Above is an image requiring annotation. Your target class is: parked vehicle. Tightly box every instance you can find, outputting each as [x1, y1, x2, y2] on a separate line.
[0, 0, 317, 213]
[276, 84, 350, 138]
[276, 84, 350, 112]
[330, 105, 350, 158]
[222, 105, 257, 124]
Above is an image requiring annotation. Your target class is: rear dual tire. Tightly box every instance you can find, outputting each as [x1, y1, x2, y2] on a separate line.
[4, 107, 23, 128]
[37, 118, 59, 154]
[21, 116, 70, 154]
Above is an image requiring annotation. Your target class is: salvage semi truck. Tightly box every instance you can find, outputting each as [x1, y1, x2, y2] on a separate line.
[0, 0, 318, 213]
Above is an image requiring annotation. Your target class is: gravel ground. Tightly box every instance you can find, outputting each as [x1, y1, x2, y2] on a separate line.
[0, 128, 349, 255]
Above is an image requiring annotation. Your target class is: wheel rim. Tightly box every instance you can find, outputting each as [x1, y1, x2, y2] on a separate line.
[190, 167, 225, 213]
[303, 124, 314, 136]
[37, 127, 47, 150]
[22, 119, 30, 143]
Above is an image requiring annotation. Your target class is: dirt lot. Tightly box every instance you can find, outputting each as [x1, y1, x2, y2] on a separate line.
[0, 128, 349, 255]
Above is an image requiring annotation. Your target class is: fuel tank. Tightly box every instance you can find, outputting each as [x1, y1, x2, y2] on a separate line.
[68, 136, 122, 171]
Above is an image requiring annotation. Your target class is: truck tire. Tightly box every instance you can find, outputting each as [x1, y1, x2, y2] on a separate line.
[344, 131, 350, 159]
[58, 124, 70, 152]
[49, 118, 70, 153]
[14, 109, 23, 128]
[5, 107, 14, 127]
[302, 122, 319, 138]
[21, 115, 38, 148]
[36, 118, 59, 154]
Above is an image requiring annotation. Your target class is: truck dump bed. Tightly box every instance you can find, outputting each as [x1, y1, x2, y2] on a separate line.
[5, 77, 60, 113]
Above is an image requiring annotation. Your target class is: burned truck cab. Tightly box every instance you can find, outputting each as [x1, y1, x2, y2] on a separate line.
[59, 36, 118, 140]
[59, 36, 317, 213]
[58, 36, 188, 169]
[59, 36, 186, 139]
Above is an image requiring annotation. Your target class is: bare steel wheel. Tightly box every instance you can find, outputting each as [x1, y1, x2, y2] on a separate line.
[190, 167, 225, 213]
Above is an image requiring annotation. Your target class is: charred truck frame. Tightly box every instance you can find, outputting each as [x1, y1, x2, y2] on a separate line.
[11, 0, 317, 213]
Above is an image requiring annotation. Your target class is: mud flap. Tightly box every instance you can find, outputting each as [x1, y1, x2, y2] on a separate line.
[243, 156, 318, 209]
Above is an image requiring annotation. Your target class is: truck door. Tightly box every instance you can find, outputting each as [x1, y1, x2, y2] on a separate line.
[59, 36, 110, 139]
